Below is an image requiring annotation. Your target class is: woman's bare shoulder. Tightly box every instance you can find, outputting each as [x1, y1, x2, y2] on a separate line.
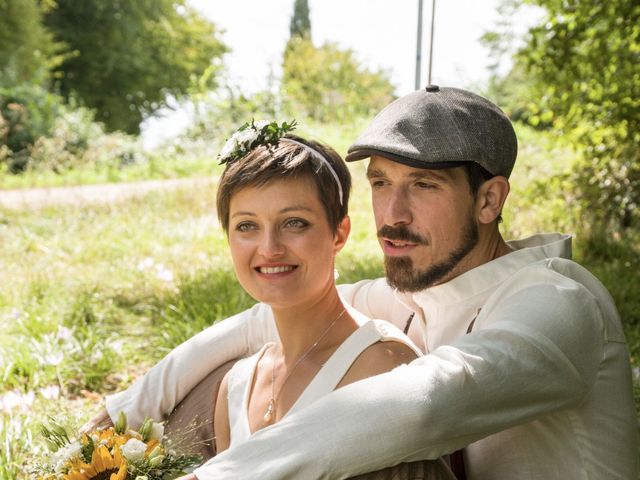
[338, 340, 418, 387]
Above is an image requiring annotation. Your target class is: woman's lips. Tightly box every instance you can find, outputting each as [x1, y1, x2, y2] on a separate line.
[255, 265, 298, 274]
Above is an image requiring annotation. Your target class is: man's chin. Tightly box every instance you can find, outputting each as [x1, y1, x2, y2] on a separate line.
[384, 255, 455, 292]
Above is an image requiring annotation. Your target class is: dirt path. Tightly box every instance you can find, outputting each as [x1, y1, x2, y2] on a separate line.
[0, 176, 217, 210]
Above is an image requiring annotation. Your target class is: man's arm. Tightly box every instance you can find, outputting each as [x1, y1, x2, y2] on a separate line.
[96, 278, 389, 428]
[338, 278, 416, 325]
[193, 282, 603, 479]
[105, 302, 277, 427]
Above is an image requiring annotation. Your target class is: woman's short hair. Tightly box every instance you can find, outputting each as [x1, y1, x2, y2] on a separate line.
[216, 134, 351, 234]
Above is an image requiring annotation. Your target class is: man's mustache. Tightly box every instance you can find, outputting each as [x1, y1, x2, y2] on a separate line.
[377, 225, 428, 245]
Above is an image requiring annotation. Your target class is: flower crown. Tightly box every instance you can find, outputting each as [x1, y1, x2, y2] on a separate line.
[218, 119, 297, 164]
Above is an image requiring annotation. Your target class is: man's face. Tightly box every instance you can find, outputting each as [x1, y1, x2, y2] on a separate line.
[367, 156, 479, 292]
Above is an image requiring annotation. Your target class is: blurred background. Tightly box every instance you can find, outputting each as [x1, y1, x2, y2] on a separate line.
[1, 1, 638, 477]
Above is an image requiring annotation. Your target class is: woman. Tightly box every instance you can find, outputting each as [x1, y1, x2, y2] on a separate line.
[186, 120, 456, 479]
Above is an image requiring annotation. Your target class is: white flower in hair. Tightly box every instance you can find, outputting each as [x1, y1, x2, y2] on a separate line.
[220, 137, 238, 159]
[218, 119, 297, 164]
[234, 128, 259, 146]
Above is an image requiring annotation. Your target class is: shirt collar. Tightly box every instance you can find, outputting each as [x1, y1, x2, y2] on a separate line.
[401, 233, 573, 308]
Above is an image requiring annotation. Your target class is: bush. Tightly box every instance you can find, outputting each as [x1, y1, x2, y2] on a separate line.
[0, 83, 64, 172]
[0, 83, 150, 178]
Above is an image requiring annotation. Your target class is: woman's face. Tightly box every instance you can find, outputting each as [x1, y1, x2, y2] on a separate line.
[227, 176, 349, 311]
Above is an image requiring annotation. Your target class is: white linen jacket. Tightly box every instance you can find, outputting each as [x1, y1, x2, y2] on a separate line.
[107, 233, 638, 479]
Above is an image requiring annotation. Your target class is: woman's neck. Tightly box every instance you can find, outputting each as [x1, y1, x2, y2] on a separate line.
[270, 288, 354, 362]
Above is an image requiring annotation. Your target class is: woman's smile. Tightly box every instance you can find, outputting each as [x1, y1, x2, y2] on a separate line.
[255, 264, 298, 275]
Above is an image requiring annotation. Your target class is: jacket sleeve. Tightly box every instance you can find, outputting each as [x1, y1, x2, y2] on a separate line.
[338, 278, 414, 329]
[103, 279, 393, 427]
[193, 280, 604, 479]
[105, 302, 278, 427]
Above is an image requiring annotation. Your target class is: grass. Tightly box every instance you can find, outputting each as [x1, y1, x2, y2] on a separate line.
[1, 122, 638, 478]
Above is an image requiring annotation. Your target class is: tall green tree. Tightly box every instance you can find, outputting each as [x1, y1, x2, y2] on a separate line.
[504, 0, 640, 231]
[282, 37, 395, 123]
[43, 0, 228, 133]
[0, 0, 56, 86]
[289, 0, 311, 39]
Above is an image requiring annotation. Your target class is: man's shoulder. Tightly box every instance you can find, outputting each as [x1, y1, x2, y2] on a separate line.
[485, 256, 623, 339]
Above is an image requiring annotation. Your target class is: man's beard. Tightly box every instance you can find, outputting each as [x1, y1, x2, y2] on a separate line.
[380, 216, 479, 293]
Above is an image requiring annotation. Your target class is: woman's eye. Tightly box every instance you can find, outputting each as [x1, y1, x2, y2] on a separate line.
[284, 218, 309, 229]
[235, 222, 256, 232]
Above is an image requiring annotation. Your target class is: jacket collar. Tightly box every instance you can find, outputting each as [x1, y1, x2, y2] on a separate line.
[395, 233, 573, 309]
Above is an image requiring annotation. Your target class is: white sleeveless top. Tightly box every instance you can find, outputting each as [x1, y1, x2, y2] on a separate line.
[226, 315, 421, 447]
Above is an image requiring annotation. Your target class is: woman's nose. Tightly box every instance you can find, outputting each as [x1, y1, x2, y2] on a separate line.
[258, 229, 285, 258]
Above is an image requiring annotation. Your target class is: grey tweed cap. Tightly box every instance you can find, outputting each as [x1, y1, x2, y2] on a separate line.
[345, 85, 518, 178]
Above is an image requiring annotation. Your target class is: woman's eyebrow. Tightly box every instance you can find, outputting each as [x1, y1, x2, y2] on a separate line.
[279, 205, 314, 214]
[230, 205, 314, 219]
[230, 210, 256, 219]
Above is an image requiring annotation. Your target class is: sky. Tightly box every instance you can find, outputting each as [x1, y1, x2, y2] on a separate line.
[142, 0, 542, 146]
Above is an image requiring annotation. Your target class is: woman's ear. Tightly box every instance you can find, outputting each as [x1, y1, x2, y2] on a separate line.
[476, 177, 510, 224]
[333, 216, 351, 254]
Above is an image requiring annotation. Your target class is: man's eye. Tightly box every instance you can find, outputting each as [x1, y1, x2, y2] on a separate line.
[369, 179, 386, 188]
[415, 181, 435, 189]
[235, 222, 256, 232]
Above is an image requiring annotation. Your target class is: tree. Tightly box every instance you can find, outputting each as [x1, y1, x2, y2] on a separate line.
[0, 0, 57, 87]
[282, 37, 395, 123]
[289, 0, 311, 39]
[505, 0, 640, 231]
[43, 0, 228, 133]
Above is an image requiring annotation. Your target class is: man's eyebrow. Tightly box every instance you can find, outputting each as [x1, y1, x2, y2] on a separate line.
[366, 167, 450, 182]
[407, 170, 449, 182]
[366, 168, 385, 178]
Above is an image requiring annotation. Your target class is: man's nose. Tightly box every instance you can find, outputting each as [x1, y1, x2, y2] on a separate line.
[384, 188, 413, 226]
[258, 228, 285, 258]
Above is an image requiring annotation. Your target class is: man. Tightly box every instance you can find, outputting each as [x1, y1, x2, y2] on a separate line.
[95, 87, 638, 478]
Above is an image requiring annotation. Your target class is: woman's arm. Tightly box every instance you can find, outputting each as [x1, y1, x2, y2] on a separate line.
[213, 374, 231, 453]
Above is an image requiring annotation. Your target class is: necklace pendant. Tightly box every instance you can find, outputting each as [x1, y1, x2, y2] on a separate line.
[263, 399, 274, 423]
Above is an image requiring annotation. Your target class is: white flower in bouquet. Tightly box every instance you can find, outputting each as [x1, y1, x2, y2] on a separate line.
[38, 412, 203, 479]
[52, 440, 81, 472]
[149, 421, 164, 441]
[121, 438, 148, 463]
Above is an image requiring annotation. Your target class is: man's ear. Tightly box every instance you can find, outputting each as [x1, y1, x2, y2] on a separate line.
[333, 216, 351, 254]
[476, 176, 510, 224]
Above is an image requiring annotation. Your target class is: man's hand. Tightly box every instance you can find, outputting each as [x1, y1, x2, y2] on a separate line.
[176, 474, 197, 480]
[80, 407, 113, 434]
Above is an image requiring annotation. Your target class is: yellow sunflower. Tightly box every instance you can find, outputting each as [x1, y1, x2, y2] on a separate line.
[64, 445, 127, 480]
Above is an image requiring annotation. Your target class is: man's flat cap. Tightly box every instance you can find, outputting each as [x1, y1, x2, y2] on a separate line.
[346, 85, 518, 178]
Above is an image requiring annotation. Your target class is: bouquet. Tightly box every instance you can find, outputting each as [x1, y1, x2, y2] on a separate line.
[37, 412, 202, 480]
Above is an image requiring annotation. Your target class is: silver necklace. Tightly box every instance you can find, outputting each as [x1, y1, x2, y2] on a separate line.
[263, 307, 347, 423]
